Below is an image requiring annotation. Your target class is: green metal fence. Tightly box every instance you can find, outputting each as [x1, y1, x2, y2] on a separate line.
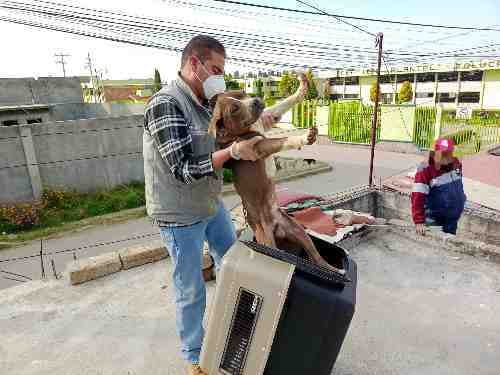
[292, 100, 318, 128]
[413, 107, 436, 149]
[441, 111, 500, 156]
[292, 100, 500, 155]
[328, 101, 379, 144]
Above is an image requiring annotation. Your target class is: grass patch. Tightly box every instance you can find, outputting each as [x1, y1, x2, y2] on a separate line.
[0, 182, 146, 237]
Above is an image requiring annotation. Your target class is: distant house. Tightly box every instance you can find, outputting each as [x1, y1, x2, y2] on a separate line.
[83, 78, 155, 104]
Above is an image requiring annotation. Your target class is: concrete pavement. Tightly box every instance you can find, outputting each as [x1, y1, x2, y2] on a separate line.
[1, 230, 499, 374]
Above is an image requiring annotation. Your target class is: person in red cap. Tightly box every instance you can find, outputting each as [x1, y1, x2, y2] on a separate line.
[411, 137, 467, 235]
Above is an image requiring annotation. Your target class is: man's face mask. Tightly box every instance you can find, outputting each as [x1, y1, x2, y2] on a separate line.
[193, 58, 226, 100]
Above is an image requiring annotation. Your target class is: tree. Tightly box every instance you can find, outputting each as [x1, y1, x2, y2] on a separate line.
[370, 82, 380, 103]
[152, 68, 162, 94]
[305, 68, 318, 100]
[255, 79, 264, 98]
[279, 72, 299, 97]
[398, 81, 413, 103]
[224, 74, 240, 90]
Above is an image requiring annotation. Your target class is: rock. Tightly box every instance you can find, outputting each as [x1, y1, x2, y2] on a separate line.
[118, 241, 168, 270]
[66, 252, 122, 285]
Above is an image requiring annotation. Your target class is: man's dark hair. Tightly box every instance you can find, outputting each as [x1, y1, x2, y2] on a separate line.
[181, 35, 226, 68]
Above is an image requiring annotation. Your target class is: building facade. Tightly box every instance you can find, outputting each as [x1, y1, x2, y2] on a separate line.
[318, 58, 500, 110]
[236, 76, 282, 98]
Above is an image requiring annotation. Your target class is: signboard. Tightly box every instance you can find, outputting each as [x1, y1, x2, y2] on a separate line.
[456, 106, 473, 120]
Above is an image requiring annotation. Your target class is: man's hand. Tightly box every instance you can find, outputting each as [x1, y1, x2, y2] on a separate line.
[415, 223, 426, 236]
[232, 136, 263, 161]
[261, 111, 280, 131]
[307, 126, 318, 145]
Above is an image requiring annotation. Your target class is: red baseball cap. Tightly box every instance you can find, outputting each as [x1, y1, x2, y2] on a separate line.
[434, 138, 454, 152]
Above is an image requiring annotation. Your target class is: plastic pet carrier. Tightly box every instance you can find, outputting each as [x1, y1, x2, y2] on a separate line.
[200, 236, 357, 375]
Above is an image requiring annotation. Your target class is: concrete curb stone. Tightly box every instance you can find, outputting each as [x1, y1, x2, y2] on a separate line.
[66, 252, 122, 285]
[118, 240, 168, 270]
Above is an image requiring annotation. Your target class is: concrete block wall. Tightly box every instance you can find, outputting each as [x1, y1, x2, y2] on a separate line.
[48, 103, 145, 121]
[0, 77, 83, 106]
[0, 115, 144, 203]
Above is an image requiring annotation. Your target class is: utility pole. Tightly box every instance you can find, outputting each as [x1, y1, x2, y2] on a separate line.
[54, 53, 70, 77]
[368, 33, 383, 187]
[85, 52, 96, 102]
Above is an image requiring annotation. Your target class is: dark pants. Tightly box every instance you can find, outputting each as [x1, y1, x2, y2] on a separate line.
[427, 215, 459, 235]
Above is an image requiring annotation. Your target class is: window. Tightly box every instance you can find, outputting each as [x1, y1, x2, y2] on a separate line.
[381, 93, 394, 104]
[27, 118, 43, 124]
[416, 73, 435, 83]
[437, 72, 458, 82]
[344, 76, 359, 85]
[380, 75, 395, 84]
[397, 74, 414, 83]
[437, 92, 457, 103]
[329, 77, 344, 85]
[330, 94, 344, 100]
[2, 120, 19, 126]
[458, 92, 480, 103]
[416, 92, 434, 98]
[344, 94, 359, 99]
[460, 70, 483, 81]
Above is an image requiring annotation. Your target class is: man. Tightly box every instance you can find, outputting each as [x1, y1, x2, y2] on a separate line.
[411, 138, 466, 236]
[143, 35, 279, 375]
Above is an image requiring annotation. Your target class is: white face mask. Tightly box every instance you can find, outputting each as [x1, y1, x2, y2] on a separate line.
[194, 58, 226, 100]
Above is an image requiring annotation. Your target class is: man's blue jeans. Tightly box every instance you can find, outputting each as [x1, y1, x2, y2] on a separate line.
[159, 200, 237, 364]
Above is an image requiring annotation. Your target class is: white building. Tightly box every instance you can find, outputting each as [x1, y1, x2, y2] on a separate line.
[236, 76, 282, 97]
[317, 58, 500, 110]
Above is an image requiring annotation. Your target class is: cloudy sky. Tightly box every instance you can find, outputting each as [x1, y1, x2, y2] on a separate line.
[0, 0, 498, 81]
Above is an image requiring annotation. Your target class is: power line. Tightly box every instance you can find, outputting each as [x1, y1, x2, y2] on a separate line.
[209, 0, 500, 32]
[296, 0, 376, 37]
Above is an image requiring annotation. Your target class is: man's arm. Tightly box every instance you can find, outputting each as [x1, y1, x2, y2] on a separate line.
[145, 96, 262, 183]
[145, 95, 219, 184]
[411, 164, 430, 233]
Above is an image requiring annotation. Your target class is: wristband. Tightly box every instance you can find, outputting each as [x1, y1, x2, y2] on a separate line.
[230, 142, 241, 160]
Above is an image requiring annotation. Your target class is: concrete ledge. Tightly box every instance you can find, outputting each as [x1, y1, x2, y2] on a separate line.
[66, 252, 122, 285]
[118, 241, 168, 270]
[386, 221, 500, 263]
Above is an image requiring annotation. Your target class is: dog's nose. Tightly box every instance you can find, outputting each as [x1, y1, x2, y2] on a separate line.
[251, 98, 265, 113]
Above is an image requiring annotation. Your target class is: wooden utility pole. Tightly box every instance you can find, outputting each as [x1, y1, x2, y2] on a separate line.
[54, 53, 70, 77]
[368, 33, 383, 187]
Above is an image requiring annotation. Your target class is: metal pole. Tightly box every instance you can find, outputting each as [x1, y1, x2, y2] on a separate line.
[369, 33, 384, 186]
[51, 259, 58, 279]
[39, 239, 45, 279]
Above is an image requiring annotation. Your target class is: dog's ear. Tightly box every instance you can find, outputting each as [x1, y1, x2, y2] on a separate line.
[208, 99, 223, 138]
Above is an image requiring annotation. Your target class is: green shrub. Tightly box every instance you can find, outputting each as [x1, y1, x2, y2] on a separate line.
[223, 168, 234, 183]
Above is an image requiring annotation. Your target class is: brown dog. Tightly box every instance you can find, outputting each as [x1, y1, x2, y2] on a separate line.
[209, 89, 344, 275]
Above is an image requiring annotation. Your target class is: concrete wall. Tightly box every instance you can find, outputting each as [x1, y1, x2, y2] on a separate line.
[482, 70, 500, 110]
[380, 105, 416, 142]
[0, 115, 144, 203]
[0, 77, 83, 106]
[48, 103, 145, 121]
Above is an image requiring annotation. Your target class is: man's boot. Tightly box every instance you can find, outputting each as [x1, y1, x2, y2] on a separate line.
[186, 363, 208, 375]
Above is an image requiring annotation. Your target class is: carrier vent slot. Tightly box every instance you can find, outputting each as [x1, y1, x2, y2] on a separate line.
[220, 288, 262, 374]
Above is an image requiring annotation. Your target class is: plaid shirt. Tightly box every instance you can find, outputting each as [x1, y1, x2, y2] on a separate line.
[144, 90, 215, 185]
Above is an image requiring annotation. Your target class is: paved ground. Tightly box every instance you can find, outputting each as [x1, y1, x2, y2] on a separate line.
[0, 144, 422, 290]
[1, 229, 499, 375]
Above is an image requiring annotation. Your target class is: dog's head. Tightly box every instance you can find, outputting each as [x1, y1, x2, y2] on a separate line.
[208, 90, 265, 145]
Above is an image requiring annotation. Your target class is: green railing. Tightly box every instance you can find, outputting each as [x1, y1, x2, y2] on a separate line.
[292, 100, 318, 128]
[292, 100, 499, 155]
[413, 107, 436, 149]
[328, 101, 379, 144]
